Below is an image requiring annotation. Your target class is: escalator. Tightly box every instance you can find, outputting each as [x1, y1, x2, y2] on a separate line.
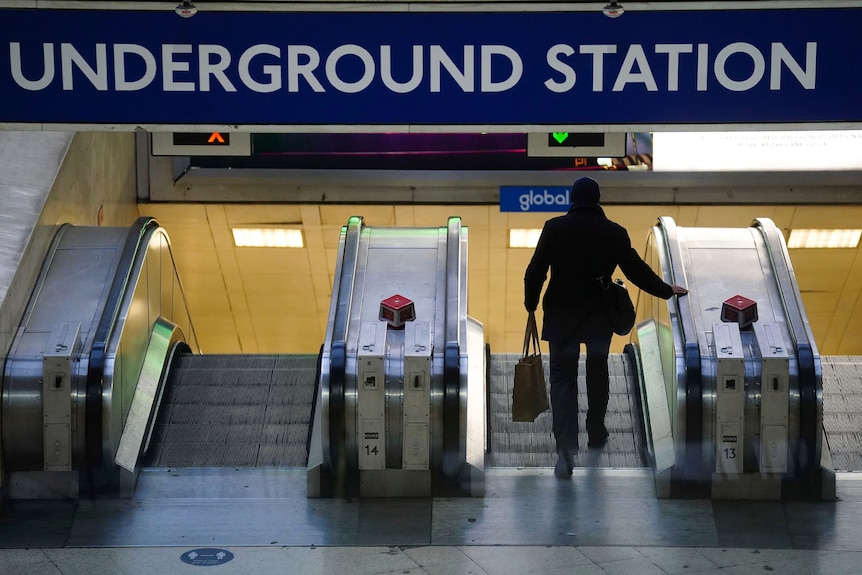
[0, 215, 851, 502]
[629, 216, 835, 499]
[2, 217, 197, 498]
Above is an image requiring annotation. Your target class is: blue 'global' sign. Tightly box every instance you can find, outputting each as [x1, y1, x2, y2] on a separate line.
[500, 186, 572, 212]
[0, 8, 860, 128]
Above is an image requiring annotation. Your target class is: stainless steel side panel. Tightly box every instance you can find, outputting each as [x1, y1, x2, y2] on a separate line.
[3, 219, 197, 497]
[3, 225, 127, 472]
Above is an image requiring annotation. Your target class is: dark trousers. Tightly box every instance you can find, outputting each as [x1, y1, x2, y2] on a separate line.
[548, 334, 613, 452]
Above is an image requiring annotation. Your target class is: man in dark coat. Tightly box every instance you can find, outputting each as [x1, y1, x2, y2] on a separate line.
[524, 176, 688, 479]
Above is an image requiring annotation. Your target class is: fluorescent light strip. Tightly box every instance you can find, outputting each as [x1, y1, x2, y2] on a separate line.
[509, 229, 542, 248]
[788, 229, 861, 249]
[232, 228, 304, 248]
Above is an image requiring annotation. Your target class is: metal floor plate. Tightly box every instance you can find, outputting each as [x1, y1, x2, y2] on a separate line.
[5, 467, 862, 550]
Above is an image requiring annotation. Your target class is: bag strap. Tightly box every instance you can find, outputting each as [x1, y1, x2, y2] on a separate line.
[594, 265, 617, 290]
[590, 259, 617, 290]
[522, 311, 541, 357]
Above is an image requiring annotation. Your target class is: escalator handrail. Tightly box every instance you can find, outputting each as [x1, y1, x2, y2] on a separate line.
[752, 218, 821, 476]
[85, 216, 161, 495]
[752, 218, 817, 352]
[442, 216, 463, 479]
[326, 216, 363, 476]
[655, 217, 698, 350]
[330, 216, 364, 347]
[655, 216, 706, 480]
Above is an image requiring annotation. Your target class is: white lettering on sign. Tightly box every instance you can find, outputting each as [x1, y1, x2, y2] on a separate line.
[483, 45, 522, 92]
[199, 45, 237, 92]
[430, 45, 474, 92]
[519, 189, 571, 211]
[238, 44, 282, 93]
[326, 44, 375, 94]
[7, 41, 816, 95]
[61, 43, 107, 90]
[543, 41, 816, 93]
[114, 44, 157, 91]
[381, 45, 422, 93]
[545, 44, 576, 92]
[287, 46, 325, 93]
[579, 44, 617, 92]
[163, 44, 195, 92]
[655, 44, 693, 91]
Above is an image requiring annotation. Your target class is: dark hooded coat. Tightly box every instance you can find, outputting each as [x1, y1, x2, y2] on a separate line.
[524, 203, 674, 342]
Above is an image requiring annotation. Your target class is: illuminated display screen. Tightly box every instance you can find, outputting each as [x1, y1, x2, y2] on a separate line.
[173, 132, 231, 146]
[547, 133, 605, 148]
[191, 133, 640, 171]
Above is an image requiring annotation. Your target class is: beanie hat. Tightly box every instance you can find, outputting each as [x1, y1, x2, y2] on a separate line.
[571, 177, 601, 205]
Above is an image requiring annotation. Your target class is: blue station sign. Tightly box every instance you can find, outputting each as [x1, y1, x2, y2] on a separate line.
[1, 7, 860, 128]
[500, 186, 572, 212]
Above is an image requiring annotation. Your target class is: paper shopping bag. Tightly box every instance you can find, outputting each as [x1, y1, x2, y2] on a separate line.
[512, 312, 549, 422]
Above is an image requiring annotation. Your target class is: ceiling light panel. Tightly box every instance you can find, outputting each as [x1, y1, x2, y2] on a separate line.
[788, 229, 861, 249]
[232, 228, 304, 248]
[509, 229, 542, 248]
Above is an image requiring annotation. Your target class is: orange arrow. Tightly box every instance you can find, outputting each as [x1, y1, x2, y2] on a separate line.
[208, 132, 225, 143]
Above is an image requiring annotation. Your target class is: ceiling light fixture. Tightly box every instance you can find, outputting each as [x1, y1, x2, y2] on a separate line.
[787, 229, 862, 249]
[232, 228, 304, 248]
[509, 229, 543, 249]
[602, 1, 624, 18]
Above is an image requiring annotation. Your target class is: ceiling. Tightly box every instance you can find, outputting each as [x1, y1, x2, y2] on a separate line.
[140, 200, 862, 357]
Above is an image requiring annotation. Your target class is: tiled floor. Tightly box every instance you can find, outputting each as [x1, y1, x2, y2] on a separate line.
[3, 468, 862, 574]
[6, 544, 862, 575]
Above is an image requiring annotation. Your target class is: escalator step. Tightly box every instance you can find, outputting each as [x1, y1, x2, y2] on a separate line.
[145, 354, 318, 468]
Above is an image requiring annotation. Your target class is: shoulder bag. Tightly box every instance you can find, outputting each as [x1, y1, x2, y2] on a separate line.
[598, 275, 636, 336]
[512, 311, 550, 422]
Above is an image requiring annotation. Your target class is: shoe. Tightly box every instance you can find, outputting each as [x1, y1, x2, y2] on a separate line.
[554, 450, 573, 479]
[587, 427, 609, 449]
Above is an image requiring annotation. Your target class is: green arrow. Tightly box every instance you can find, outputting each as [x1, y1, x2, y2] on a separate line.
[552, 132, 568, 144]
